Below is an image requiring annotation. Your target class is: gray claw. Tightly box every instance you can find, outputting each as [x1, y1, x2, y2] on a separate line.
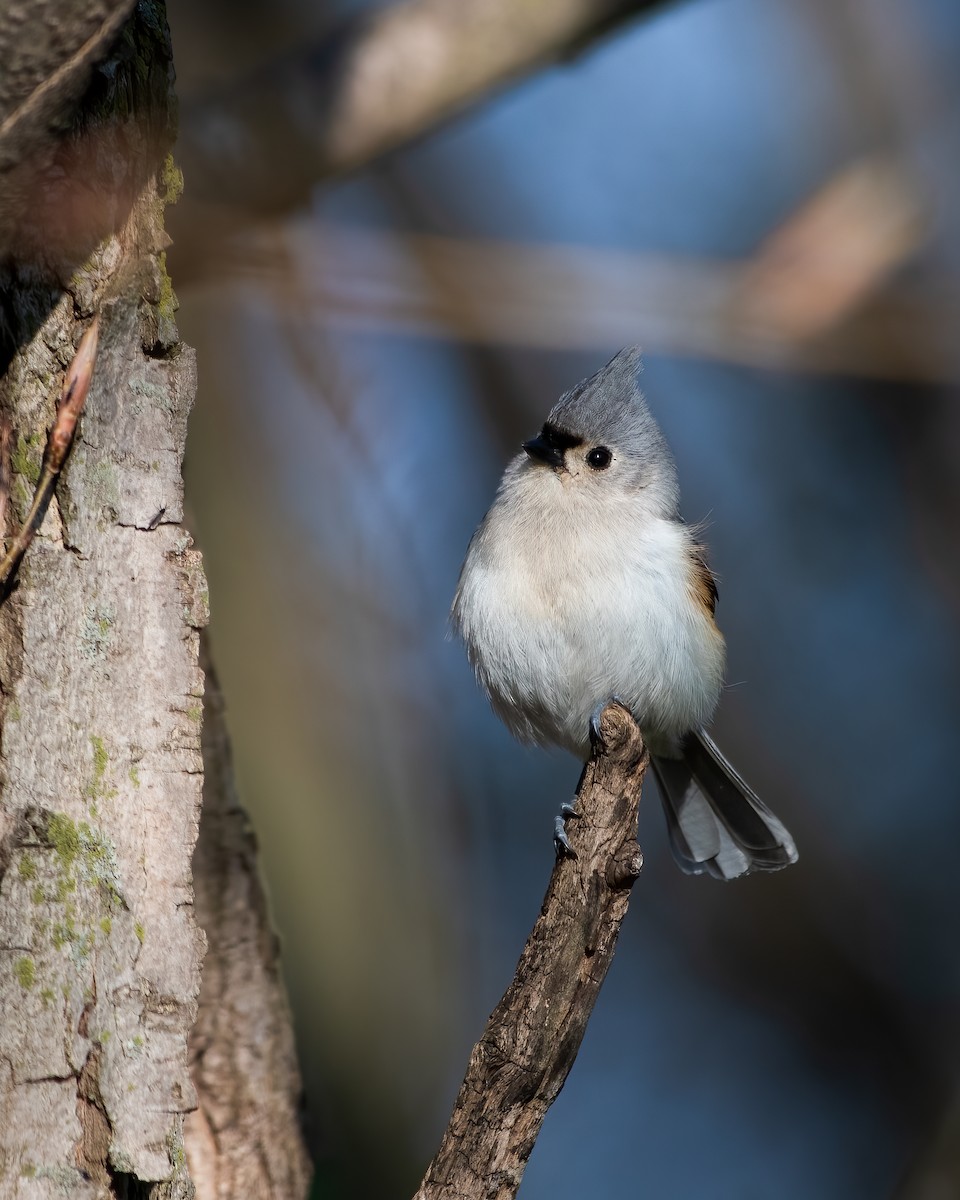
[590, 695, 629, 748]
[554, 800, 580, 858]
[554, 814, 576, 858]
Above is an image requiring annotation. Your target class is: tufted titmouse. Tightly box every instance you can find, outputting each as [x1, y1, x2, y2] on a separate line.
[451, 348, 797, 880]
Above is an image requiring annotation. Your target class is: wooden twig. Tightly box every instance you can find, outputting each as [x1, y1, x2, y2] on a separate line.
[414, 701, 648, 1200]
[0, 315, 99, 595]
[0, 414, 12, 543]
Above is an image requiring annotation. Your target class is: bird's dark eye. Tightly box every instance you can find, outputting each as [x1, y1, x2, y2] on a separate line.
[586, 446, 612, 470]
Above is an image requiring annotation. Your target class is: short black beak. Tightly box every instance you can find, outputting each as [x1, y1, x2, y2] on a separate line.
[523, 434, 565, 469]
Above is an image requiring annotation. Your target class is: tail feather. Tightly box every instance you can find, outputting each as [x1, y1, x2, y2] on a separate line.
[651, 729, 798, 881]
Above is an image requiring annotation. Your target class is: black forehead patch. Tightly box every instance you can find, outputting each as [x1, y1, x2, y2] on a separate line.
[540, 422, 583, 451]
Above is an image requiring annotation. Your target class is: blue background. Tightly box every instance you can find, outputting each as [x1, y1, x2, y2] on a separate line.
[169, 1, 960, 1195]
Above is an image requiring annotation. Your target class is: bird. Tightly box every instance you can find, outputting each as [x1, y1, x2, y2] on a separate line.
[451, 347, 797, 881]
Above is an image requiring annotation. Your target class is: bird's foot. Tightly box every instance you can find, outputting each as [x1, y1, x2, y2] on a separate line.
[554, 801, 580, 859]
[589, 695, 629, 750]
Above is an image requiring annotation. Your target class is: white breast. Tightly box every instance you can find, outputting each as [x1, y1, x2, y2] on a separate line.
[452, 463, 725, 759]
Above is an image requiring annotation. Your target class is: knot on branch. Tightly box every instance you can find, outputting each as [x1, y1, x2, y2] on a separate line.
[606, 842, 643, 891]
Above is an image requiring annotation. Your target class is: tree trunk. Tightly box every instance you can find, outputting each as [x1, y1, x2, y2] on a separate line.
[184, 642, 313, 1199]
[0, 4, 309, 1196]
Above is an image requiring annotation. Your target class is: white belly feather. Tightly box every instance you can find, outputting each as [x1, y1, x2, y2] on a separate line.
[452, 464, 725, 759]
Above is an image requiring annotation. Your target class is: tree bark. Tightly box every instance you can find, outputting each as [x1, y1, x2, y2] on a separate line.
[0, 4, 205, 1192]
[414, 702, 648, 1200]
[0, 4, 308, 1196]
[183, 641, 312, 1200]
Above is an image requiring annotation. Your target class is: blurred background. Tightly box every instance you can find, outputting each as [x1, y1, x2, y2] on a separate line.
[165, 0, 960, 1195]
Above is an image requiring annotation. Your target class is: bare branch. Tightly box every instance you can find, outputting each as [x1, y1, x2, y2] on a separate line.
[173, 0, 665, 264]
[222, 218, 957, 384]
[0, 316, 99, 596]
[735, 156, 926, 341]
[0, 414, 12, 543]
[414, 701, 647, 1200]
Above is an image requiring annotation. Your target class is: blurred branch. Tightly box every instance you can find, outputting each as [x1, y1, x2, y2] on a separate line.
[413, 702, 647, 1200]
[206, 186, 957, 383]
[0, 0, 144, 265]
[894, 1086, 960, 1200]
[171, 0, 667, 267]
[0, 0, 176, 277]
[0, 0, 135, 169]
[735, 156, 926, 341]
